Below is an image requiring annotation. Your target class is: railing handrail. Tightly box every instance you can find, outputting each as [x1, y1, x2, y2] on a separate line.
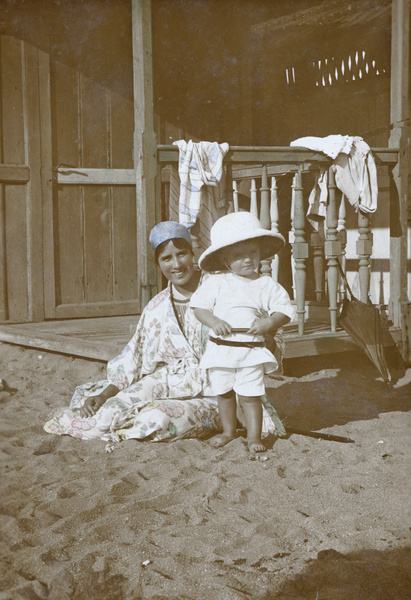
[157, 144, 399, 166]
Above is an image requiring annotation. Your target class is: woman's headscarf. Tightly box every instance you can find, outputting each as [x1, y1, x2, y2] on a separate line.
[149, 221, 192, 252]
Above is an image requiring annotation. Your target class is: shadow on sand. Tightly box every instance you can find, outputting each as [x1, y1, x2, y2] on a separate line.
[270, 546, 411, 600]
[265, 350, 411, 434]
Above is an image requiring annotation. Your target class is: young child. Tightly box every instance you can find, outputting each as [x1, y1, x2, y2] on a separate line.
[190, 211, 295, 454]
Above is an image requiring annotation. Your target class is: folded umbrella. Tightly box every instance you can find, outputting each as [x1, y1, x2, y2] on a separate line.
[338, 263, 393, 387]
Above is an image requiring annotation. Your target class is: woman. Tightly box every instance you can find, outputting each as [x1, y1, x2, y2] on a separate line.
[44, 221, 285, 446]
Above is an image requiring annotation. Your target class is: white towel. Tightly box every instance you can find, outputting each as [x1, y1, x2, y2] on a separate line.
[291, 135, 378, 218]
[173, 139, 229, 229]
[291, 134, 354, 159]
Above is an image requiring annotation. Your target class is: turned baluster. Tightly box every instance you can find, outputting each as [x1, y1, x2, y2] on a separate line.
[291, 170, 308, 335]
[357, 210, 373, 303]
[325, 168, 342, 332]
[270, 176, 279, 282]
[232, 180, 239, 213]
[250, 179, 258, 217]
[225, 163, 234, 214]
[337, 194, 347, 301]
[259, 165, 271, 277]
[311, 225, 325, 303]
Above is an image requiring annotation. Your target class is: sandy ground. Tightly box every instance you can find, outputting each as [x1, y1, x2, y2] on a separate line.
[1, 341, 410, 600]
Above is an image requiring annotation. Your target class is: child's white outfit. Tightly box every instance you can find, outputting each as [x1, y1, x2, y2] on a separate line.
[189, 272, 295, 396]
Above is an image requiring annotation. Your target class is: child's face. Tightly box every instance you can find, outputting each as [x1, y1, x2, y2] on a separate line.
[222, 240, 261, 278]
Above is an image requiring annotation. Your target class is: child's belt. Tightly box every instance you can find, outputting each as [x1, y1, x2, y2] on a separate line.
[209, 336, 265, 349]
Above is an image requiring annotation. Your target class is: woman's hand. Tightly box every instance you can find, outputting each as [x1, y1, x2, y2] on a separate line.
[78, 384, 120, 418]
[79, 395, 106, 418]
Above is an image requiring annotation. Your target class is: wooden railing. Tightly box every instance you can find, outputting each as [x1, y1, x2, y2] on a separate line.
[157, 145, 399, 337]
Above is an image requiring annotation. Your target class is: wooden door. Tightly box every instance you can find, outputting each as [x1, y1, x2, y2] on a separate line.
[44, 61, 140, 319]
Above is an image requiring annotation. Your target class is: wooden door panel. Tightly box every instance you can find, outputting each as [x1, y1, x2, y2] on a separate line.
[110, 91, 134, 169]
[112, 187, 138, 301]
[52, 62, 80, 168]
[83, 186, 112, 303]
[81, 77, 110, 168]
[55, 186, 84, 306]
[4, 185, 28, 319]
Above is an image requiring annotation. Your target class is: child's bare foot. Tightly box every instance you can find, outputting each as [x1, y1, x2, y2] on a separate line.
[209, 432, 238, 448]
[248, 439, 266, 454]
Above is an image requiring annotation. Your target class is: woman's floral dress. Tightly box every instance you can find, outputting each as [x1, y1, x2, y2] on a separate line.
[44, 284, 285, 444]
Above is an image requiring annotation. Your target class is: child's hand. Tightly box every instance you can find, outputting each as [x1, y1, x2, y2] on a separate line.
[211, 318, 232, 337]
[247, 318, 273, 336]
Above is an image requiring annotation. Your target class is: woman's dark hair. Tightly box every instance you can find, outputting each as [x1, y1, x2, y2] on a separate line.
[154, 237, 193, 264]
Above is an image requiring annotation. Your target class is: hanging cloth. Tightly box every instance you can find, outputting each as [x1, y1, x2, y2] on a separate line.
[173, 139, 229, 248]
[291, 135, 378, 219]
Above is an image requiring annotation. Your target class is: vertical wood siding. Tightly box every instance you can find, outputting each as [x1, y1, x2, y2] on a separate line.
[0, 36, 49, 322]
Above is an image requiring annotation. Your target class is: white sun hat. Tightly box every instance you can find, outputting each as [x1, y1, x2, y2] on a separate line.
[198, 211, 285, 272]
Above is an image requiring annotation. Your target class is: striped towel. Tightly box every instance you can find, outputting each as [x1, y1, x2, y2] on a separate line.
[173, 140, 229, 230]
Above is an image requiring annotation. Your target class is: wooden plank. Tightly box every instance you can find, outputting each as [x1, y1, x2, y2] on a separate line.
[109, 89, 134, 170]
[1, 37, 25, 164]
[284, 325, 402, 358]
[57, 168, 136, 185]
[21, 315, 139, 335]
[110, 89, 138, 303]
[389, 0, 410, 362]
[0, 164, 30, 183]
[283, 331, 359, 359]
[48, 62, 84, 315]
[56, 186, 84, 307]
[132, 0, 158, 306]
[24, 42, 46, 321]
[40, 48, 56, 321]
[81, 75, 113, 305]
[112, 187, 138, 301]
[0, 326, 119, 361]
[81, 75, 109, 169]
[251, 0, 390, 35]
[83, 185, 113, 303]
[54, 300, 139, 319]
[4, 185, 28, 320]
[0, 183, 6, 320]
[0, 44, 5, 320]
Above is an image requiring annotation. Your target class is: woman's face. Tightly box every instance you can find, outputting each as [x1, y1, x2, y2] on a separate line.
[157, 240, 194, 287]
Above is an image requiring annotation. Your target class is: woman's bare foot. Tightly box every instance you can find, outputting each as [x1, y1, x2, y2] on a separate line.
[209, 432, 238, 448]
[248, 439, 266, 454]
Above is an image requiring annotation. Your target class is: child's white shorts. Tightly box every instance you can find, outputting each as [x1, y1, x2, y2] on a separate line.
[208, 365, 265, 397]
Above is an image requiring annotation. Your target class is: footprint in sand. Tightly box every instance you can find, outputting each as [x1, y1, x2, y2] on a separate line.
[109, 479, 138, 501]
[33, 438, 61, 456]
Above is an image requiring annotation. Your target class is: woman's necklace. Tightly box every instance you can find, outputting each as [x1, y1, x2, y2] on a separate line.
[170, 284, 189, 340]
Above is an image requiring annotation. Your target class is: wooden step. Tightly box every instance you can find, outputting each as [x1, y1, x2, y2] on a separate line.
[0, 317, 402, 362]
